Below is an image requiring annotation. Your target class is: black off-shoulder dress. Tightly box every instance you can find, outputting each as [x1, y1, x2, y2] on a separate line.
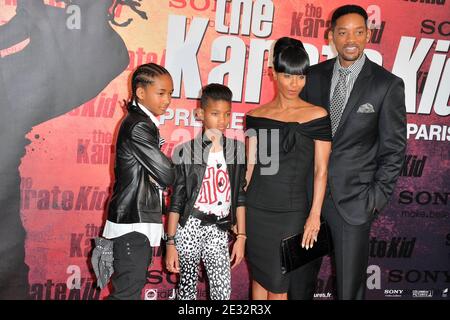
[245, 114, 332, 293]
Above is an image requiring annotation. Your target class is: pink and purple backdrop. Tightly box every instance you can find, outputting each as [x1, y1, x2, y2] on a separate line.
[0, 0, 448, 300]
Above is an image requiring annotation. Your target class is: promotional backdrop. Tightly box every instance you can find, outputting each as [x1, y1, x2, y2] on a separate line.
[0, 0, 449, 300]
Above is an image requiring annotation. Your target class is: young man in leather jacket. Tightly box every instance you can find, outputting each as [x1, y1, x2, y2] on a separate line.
[102, 63, 175, 300]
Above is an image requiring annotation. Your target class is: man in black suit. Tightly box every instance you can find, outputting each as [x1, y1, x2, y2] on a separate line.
[289, 5, 407, 300]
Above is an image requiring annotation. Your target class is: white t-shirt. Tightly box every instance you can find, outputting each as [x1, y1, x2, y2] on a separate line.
[193, 150, 231, 219]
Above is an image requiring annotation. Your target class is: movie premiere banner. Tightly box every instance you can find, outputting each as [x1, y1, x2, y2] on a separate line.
[0, 0, 448, 300]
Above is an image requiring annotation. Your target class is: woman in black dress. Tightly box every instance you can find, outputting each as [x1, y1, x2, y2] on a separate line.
[245, 37, 332, 300]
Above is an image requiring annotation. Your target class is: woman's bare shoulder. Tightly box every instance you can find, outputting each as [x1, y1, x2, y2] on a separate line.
[246, 103, 272, 117]
[293, 104, 328, 123]
[308, 105, 328, 118]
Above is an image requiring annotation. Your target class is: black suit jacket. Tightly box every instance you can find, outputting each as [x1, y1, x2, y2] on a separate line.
[107, 104, 175, 224]
[302, 57, 407, 225]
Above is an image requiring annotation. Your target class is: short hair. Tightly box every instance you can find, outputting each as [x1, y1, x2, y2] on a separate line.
[272, 37, 309, 75]
[200, 83, 233, 109]
[331, 5, 368, 29]
[131, 63, 170, 103]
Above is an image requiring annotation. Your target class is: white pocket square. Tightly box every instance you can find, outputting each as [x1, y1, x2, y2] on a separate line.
[357, 103, 375, 113]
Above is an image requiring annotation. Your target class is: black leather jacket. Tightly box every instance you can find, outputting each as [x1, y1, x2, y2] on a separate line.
[169, 133, 246, 228]
[107, 104, 175, 224]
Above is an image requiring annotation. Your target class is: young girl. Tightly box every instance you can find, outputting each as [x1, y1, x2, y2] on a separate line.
[165, 83, 247, 300]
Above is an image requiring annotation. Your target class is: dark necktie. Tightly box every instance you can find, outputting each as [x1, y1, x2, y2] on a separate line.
[330, 68, 351, 137]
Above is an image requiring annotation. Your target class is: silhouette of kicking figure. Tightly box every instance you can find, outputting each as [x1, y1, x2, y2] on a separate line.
[0, 0, 147, 299]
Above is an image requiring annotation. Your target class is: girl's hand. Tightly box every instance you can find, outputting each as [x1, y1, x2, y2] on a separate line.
[165, 244, 180, 273]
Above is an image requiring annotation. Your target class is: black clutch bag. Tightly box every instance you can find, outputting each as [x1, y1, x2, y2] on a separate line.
[280, 221, 333, 274]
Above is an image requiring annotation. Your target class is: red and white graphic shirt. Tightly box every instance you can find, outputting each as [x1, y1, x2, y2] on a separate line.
[193, 150, 231, 218]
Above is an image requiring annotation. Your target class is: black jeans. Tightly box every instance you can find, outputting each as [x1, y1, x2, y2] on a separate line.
[107, 232, 152, 300]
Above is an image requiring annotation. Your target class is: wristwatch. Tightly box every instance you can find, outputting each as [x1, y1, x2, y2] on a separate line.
[164, 233, 175, 241]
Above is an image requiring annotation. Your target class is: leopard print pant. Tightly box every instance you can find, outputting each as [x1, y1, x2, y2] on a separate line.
[175, 216, 231, 300]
